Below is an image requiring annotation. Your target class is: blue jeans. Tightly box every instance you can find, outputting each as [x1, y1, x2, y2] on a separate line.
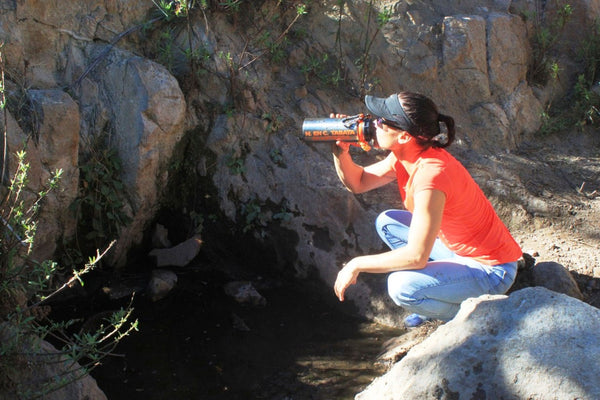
[376, 210, 518, 321]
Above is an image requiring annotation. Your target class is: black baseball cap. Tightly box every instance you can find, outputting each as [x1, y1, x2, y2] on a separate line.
[364, 94, 415, 133]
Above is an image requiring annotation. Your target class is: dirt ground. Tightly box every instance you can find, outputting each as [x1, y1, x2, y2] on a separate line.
[496, 129, 600, 307]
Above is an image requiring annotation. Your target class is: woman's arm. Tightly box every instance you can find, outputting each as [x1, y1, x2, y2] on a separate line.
[333, 144, 397, 193]
[334, 189, 446, 301]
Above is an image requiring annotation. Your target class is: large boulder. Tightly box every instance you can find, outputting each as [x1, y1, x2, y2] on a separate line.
[76, 46, 187, 267]
[356, 287, 600, 400]
[29, 90, 81, 262]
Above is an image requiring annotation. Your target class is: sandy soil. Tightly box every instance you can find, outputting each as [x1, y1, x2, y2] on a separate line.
[507, 130, 600, 307]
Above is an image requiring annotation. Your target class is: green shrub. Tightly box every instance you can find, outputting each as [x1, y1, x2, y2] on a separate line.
[69, 142, 131, 259]
[526, 1, 573, 86]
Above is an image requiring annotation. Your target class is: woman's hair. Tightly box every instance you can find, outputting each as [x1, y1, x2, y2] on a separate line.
[398, 92, 455, 149]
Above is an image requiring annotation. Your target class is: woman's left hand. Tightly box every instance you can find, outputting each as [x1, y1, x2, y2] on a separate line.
[334, 260, 360, 301]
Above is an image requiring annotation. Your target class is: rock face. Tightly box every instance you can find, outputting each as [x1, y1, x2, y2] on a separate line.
[192, 0, 591, 325]
[356, 287, 600, 400]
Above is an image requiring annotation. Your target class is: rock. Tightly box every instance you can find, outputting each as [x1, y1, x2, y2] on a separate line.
[101, 281, 143, 301]
[30, 90, 80, 259]
[6, 1, 148, 87]
[468, 102, 511, 152]
[231, 313, 250, 331]
[532, 261, 584, 300]
[148, 235, 203, 267]
[511, 257, 584, 302]
[442, 15, 490, 105]
[357, 287, 600, 400]
[375, 322, 441, 370]
[224, 281, 266, 307]
[147, 269, 178, 302]
[151, 223, 172, 249]
[486, 13, 528, 96]
[82, 46, 187, 268]
[502, 82, 543, 144]
[0, 322, 108, 400]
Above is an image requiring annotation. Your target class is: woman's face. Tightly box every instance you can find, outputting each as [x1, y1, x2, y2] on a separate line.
[375, 118, 402, 150]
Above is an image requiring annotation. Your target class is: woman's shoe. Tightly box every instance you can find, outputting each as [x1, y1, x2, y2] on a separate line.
[404, 313, 431, 328]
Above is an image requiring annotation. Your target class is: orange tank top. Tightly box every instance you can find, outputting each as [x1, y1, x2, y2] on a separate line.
[395, 148, 522, 265]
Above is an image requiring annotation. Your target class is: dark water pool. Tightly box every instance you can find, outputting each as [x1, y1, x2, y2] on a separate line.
[90, 268, 403, 400]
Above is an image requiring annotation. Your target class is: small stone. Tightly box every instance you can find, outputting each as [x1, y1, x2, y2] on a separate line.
[102, 283, 138, 301]
[149, 235, 203, 267]
[224, 281, 266, 307]
[295, 86, 308, 99]
[231, 313, 250, 331]
[532, 261, 583, 300]
[147, 269, 178, 302]
[152, 224, 171, 249]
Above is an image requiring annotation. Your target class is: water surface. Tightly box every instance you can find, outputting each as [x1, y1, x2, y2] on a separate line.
[92, 269, 403, 399]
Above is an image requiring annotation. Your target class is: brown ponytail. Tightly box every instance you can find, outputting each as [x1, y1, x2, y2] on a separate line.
[435, 113, 455, 149]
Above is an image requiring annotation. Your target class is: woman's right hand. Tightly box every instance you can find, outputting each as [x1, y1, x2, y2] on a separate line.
[332, 140, 351, 156]
[334, 260, 360, 302]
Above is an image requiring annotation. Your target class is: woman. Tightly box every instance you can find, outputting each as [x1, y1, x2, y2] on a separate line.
[332, 92, 522, 327]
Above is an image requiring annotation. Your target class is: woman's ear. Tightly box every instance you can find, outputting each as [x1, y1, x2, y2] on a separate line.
[396, 130, 412, 144]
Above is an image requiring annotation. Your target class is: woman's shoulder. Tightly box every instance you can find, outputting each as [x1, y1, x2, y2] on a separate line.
[418, 148, 447, 168]
[414, 149, 467, 190]
[419, 148, 464, 169]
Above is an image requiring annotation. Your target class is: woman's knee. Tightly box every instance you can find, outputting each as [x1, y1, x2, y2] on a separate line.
[387, 272, 419, 306]
[387, 271, 460, 321]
